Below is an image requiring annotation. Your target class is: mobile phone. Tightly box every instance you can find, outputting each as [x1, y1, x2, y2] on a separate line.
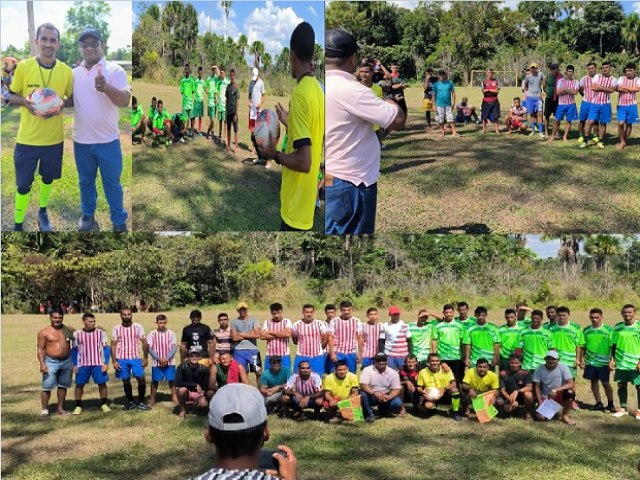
[258, 449, 288, 471]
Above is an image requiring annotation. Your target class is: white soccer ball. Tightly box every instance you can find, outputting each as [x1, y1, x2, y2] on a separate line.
[29, 88, 63, 118]
[253, 109, 280, 148]
[424, 387, 441, 402]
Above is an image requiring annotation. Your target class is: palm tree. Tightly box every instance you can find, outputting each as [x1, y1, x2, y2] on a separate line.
[220, 0, 233, 41]
[249, 40, 265, 69]
[584, 235, 623, 272]
[238, 34, 248, 57]
[621, 13, 640, 55]
[262, 52, 272, 74]
[541, 234, 585, 273]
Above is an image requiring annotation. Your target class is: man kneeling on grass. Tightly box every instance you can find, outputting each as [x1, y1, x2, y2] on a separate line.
[259, 355, 290, 415]
[495, 354, 534, 421]
[461, 358, 499, 418]
[533, 350, 576, 425]
[282, 360, 324, 421]
[415, 353, 462, 421]
[322, 359, 359, 423]
[175, 347, 215, 419]
[359, 352, 405, 422]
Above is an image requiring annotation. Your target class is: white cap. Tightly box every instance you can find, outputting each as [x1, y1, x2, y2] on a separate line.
[545, 350, 559, 359]
[252, 67, 259, 81]
[208, 384, 267, 431]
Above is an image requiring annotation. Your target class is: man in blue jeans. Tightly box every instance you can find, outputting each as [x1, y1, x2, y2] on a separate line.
[324, 28, 405, 234]
[72, 26, 130, 232]
[359, 352, 405, 421]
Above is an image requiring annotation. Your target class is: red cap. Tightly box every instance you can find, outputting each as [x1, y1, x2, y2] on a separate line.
[388, 306, 401, 315]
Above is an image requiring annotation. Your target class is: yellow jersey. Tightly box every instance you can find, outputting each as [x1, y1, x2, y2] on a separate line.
[416, 367, 455, 389]
[11, 57, 73, 146]
[462, 369, 499, 393]
[322, 372, 359, 399]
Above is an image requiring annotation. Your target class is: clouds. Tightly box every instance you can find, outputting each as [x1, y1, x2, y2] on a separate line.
[244, 1, 303, 58]
[307, 6, 317, 17]
[1, 1, 131, 52]
[634, 2, 640, 14]
[197, 2, 239, 39]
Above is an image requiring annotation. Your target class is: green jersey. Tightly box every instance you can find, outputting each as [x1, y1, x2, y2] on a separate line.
[583, 324, 613, 367]
[612, 321, 640, 371]
[132, 104, 144, 127]
[147, 105, 156, 120]
[180, 76, 195, 109]
[498, 323, 525, 360]
[205, 75, 220, 107]
[517, 317, 532, 329]
[194, 77, 205, 102]
[455, 316, 477, 332]
[408, 322, 432, 361]
[549, 322, 585, 368]
[519, 327, 554, 371]
[152, 109, 171, 130]
[431, 321, 464, 361]
[463, 323, 500, 366]
[218, 78, 230, 109]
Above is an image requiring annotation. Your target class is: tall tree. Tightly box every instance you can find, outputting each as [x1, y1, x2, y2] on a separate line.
[585, 235, 623, 272]
[61, 0, 112, 64]
[517, 1, 558, 34]
[221, 0, 233, 41]
[249, 40, 265, 69]
[621, 13, 640, 55]
[583, 1, 625, 56]
[238, 33, 248, 57]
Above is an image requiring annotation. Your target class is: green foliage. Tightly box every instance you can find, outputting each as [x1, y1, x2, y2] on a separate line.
[59, 0, 112, 65]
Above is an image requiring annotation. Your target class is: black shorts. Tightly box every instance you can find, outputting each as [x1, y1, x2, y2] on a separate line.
[226, 112, 238, 133]
[14, 142, 64, 189]
[498, 391, 527, 405]
[443, 359, 465, 385]
[133, 125, 145, 135]
[544, 97, 558, 119]
[481, 101, 500, 122]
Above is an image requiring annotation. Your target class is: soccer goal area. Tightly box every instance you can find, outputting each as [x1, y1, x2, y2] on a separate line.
[470, 70, 519, 87]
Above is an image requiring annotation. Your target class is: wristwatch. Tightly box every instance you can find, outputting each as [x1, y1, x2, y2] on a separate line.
[274, 151, 282, 165]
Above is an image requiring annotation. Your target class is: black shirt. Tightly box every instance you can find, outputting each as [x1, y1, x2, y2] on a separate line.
[181, 324, 212, 358]
[175, 362, 210, 391]
[225, 82, 239, 115]
[500, 369, 532, 394]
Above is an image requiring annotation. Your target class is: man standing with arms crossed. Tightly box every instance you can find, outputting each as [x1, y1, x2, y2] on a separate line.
[231, 302, 262, 383]
[112, 308, 150, 410]
[522, 62, 545, 138]
[548, 65, 579, 144]
[292, 304, 328, 374]
[615, 62, 640, 150]
[37, 309, 74, 419]
[324, 28, 405, 235]
[480, 68, 500, 135]
[327, 300, 364, 373]
[8, 23, 73, 231]
[581, 61, 618, 149]
[257, 22, 324, 230]
[72, 27, 130, 232]
[180, 64, 195, 137]
[577, 62, 597, 145]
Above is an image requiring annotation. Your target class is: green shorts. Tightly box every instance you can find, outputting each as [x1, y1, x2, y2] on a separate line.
[182, 107, 193, 119]
[207, 105, 216, 118]
[614, 369, 640, 385]
[193, 101, 204, 118]
[217, 108, 226, 122]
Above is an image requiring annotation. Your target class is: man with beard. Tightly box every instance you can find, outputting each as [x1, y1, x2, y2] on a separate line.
[176, 348, 216, 420]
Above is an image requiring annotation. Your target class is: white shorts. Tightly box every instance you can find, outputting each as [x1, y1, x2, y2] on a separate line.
[436, 106, 454, 124]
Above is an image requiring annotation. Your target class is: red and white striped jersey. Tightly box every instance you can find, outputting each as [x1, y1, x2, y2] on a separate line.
[556, 78, 579, 105]
[292, 319, 327, 357]
[591, 74, 618, 104]
[383, 321, 412, 357]
[328, 317, 363, 354]
[212, 327, 232, 353]
[112, 323, 145, 360]
[617, 76, 640, 106]
[362, 322, 386, 358]
[73, 328, 108, 367]
[286, 372, 323, 396]
[579, 75, 595, 103]
[262, 318, 292, 356]
[147, 329, 177, 366]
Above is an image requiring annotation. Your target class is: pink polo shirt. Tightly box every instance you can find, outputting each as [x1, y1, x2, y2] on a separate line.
[325, 69, 398, 187]
[72, 57, 129, 144]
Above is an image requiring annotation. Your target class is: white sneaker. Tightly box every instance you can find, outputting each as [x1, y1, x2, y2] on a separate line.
[539, 133, 546, 139]
[180, 137, 186, 143]
[612, 409, 627, 418]
[528, 131, 535, 137]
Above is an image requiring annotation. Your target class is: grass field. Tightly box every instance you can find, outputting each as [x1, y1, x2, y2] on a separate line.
[3, 306, 640, 480]
[376, 86, 640, 234]
[132, 82, 323, 232]
[0, 106, 132, 232]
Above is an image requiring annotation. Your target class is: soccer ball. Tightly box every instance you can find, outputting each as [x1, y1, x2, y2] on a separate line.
[28, 88, 63, 118]
[424, 387, 441, 402]
[253, 109, 280, 148]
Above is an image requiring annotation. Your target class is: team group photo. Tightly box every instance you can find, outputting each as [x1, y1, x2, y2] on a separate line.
[325, 1, 640, 235]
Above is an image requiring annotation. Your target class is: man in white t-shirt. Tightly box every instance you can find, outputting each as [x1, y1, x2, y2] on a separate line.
[72, 26, 130, 232]
[249, 67, 265, 161]
[325, 28, 405, 235]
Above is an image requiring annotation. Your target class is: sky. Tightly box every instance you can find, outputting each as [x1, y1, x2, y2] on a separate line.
[0, 1, 132, 52]
[133, 1, 325, 60]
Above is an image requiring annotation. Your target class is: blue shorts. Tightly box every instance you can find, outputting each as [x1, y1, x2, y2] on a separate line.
[42, 356, 73, 391]
[14, 142, 64, 190]
[617, 104, 639, 124]
[587, 103, 612, 123]
[579, 101, 592, 122]
[361, 357, 374, 369]
[524, 96, 542, 115]
[265, 355, 291, 372]
[152, 365, 176, 382]
[293, 355, 324, 374]
[115, 358, 145, 380]
[233, 349, 261, 373]
[387, 356, 405, 371]
[328, 352, 357, 373]
[555, 104, 578, 122]
[325, 177, 377, 235]
[75, 365, 109, 386]
[583, 365, 611, 383]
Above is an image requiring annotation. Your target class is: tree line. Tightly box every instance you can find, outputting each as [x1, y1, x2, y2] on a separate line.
[326, 1, 640, 84]
[2, 233, 639, 315]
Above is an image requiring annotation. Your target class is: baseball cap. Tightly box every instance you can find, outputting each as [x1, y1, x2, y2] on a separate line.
[78, 26, 102, 43]
[208, 384, 267, 431]
[549, 63, 559, 70]
[325, 28, 361, 58]
[374, 352, 388, 362]
[388, 306, 401, 315]
[236, 302, 249, 310]
[252, 67, 259, 81]
[530, 62, 538, 68]
[544, 350, 559, 359]
[188, 347, 202, 356]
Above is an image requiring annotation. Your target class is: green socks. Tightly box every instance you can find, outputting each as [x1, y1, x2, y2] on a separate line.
[451, 393, 461, 412]
[14, 191, 30, 224]
[39, 181, 52, 208]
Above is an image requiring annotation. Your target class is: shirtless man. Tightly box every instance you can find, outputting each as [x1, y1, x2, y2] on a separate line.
[37, 309, 75, 419]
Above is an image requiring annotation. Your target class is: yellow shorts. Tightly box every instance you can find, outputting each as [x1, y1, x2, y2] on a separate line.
[422, 98, 433, 111]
